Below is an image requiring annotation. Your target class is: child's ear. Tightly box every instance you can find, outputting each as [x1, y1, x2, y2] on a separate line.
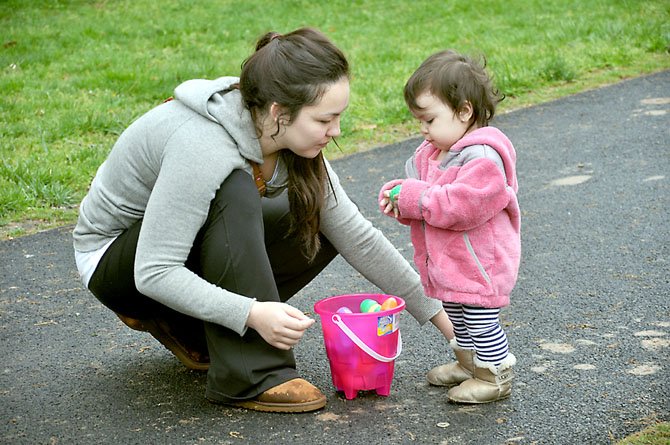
[458, 101, 474, 123]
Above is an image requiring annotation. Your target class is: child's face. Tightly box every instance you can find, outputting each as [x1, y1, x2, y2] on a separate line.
[411, 92, 473, 152]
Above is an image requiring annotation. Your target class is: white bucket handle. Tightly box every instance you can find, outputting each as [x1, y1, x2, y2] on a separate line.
[331, 314, 402, 363]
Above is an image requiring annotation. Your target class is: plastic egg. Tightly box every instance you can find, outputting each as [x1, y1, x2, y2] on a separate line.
[359, 298, 380, 313]
[381, 297, 399, 311]
[366, 303, 382, 313]
[336, 306, 353, 314]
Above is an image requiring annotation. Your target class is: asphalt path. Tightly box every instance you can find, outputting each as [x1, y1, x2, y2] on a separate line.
[1, 71, 668, 445]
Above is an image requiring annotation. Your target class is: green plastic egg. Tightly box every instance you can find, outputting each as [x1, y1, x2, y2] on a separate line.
[359, 298, 379, 313]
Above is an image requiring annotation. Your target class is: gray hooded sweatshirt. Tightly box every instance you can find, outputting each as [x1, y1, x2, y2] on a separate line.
[73, 77, 442, 335]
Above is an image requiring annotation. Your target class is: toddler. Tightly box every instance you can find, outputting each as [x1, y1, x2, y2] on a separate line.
[379, 50, 521, 403]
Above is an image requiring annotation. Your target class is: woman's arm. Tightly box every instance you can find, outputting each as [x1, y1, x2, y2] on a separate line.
[319, 161, 443, 325]
[430, 309, 454, 340]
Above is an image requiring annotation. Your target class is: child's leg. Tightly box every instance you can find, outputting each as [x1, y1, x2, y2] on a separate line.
[462, 305, 509, 366]
[447, 304, 515, 404]
[443, 302, 474, 348]
[426, 302, 476, 387]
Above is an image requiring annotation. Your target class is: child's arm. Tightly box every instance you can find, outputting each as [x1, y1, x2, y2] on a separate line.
[398, 157, 510, 231]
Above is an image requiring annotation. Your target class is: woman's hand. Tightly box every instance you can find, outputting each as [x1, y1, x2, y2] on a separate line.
[246, 301, 315, 350]
[430, 309, 454, 341]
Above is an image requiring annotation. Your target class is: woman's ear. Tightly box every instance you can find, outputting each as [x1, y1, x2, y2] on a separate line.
[270, 102, 287, 124]
[459, 101, 474, 123]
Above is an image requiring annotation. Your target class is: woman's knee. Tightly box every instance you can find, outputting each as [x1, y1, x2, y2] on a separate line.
[190, 170, 275, 292]
[211, 169, 262, 218]
[197, 169, 264, 248]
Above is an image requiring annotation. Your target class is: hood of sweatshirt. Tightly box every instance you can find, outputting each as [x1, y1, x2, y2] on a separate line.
[173, 76, 263, 163]
[450, 126, 518, 192]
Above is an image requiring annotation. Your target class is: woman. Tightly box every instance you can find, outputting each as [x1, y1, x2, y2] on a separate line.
[73, 27, 453, 413]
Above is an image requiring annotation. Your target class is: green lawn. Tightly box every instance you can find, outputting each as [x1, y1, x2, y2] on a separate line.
[616, 421, 670, 445]
[1, 0, 669, 239]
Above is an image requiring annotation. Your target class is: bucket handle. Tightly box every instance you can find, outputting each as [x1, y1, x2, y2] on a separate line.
[331, 314, 402, 363]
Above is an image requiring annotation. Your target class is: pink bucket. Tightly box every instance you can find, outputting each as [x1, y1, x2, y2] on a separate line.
[313, 293, 405, 400]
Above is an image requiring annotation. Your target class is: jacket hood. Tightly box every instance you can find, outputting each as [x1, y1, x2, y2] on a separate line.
[451, 126, 518, 191]
[173, 77, 263, 163]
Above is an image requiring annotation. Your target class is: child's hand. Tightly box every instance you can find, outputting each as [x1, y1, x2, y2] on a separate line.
[380, 185, 401, 217]
[379, 179, 404, 218]
[388, 184, 402, 203]
[380, 191, 398, 217]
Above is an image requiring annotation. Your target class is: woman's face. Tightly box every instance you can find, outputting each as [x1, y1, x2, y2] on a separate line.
[273, 77, 350, 158]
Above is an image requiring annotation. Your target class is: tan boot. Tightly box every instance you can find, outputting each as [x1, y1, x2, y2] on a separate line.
[427, 339, 474, 387]
[447, 353, 516, 404]
[115, 313, 210, 371]
[221, 378, 327, 413]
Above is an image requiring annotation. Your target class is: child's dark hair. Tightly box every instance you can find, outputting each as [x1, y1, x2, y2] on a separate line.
[237, 28, 349, 261]
[404, 50, 503, 127]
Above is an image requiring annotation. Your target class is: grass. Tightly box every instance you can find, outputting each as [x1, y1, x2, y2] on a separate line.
[1, 0, 669, 240]
[616, 421, 670, 445]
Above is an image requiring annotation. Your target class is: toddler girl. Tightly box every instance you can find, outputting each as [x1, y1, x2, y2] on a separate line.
[379, 50, 520, 403]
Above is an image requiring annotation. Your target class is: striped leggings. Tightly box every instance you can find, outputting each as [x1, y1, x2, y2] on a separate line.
[443, 302, 509, 366]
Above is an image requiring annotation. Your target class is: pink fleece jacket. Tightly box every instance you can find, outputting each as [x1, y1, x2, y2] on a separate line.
[379, 126, 520, 308]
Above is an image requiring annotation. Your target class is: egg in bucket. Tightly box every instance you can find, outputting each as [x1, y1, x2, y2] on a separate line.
[313, 293, 405, 399]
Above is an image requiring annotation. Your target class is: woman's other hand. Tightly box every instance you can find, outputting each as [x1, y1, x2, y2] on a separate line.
[246, 301, 315, 350]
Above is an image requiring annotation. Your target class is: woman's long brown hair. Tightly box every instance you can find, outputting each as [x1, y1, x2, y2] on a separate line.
[237, 28, 349, 260]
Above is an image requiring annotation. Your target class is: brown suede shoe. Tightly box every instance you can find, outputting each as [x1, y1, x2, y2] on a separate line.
[116, 313, 145, 331]
[224, 378, 327, 413]
[115, 313, 210, 371]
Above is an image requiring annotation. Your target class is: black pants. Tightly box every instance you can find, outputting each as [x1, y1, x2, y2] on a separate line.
[88, 170, 338, 402]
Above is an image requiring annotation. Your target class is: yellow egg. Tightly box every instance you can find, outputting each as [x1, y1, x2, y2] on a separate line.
[381, 297, 398, 311]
